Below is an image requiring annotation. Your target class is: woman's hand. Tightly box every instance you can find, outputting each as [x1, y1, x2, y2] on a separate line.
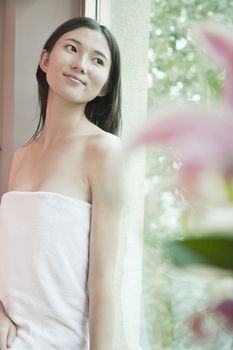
[0, 302, 17, 349]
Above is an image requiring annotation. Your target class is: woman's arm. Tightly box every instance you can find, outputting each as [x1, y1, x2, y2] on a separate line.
[86, 134, 124, 350]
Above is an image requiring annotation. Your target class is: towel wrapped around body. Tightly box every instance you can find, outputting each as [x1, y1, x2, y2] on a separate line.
[0, 191, 92, 350]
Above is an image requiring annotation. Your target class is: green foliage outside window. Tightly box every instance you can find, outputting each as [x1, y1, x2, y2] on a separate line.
[143, 1, 233, 349]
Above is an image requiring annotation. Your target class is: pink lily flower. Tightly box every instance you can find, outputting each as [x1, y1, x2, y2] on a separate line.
[126, 104, 233, 188]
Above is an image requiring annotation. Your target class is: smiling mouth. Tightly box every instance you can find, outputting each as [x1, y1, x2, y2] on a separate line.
[63, 73, 86, 85]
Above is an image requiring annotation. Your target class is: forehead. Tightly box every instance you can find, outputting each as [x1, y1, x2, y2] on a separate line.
[57, 27, 111, 57]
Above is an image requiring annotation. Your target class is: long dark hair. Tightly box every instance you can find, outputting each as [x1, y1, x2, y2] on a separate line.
[27, 17, 122, 144]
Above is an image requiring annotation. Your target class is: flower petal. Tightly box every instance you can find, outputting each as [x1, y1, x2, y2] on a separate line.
[126, 104, 233, 176]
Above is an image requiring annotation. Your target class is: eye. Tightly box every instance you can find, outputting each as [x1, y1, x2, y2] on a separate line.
[65, 44, 77, 53]
[93, 57, 104, 66]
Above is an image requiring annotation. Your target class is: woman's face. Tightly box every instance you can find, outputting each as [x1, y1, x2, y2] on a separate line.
[40, 27, 112, 105]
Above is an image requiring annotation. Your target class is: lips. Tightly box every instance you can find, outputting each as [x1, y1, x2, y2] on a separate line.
[63, 73, 86, 85]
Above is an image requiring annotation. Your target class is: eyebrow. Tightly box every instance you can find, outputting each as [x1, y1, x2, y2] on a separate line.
[65, 38, 108, 61]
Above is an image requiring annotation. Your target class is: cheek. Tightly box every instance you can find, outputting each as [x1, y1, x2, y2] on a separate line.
[48, 50, 69, 72]
[46, 66, 58, 86]
[46, 56, 66, 83]
[92, 69, 110, 88]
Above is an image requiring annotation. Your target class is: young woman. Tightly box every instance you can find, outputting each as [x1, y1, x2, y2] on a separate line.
[0, 17, 123, 350]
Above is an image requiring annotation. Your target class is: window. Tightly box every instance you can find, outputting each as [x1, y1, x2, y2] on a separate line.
[142, 1, 233, 349]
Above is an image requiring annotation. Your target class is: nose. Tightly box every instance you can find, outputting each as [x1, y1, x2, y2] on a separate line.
[71, 55, 88, 74]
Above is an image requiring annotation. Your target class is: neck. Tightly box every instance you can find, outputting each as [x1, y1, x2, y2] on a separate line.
[38, 90, 88, 150]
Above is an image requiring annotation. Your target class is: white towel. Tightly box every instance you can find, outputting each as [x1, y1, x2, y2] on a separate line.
[0, 191, 92, 349]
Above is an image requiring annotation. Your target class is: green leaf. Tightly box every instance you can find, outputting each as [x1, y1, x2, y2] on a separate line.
[164, 235, 233, 271]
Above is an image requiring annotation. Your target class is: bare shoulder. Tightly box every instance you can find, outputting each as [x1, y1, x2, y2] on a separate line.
[86, 131, 123, 161]
[12, 143, 29, 163]
[85, 131, 124, 201]
[7, 145, 28, 190]
[11, 145, 28, 168]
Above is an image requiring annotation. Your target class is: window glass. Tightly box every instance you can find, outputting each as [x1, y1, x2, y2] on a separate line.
[143, 1, 233, 349]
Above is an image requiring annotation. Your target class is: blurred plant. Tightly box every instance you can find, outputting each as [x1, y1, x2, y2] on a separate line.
[125, 20, 233, 341]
